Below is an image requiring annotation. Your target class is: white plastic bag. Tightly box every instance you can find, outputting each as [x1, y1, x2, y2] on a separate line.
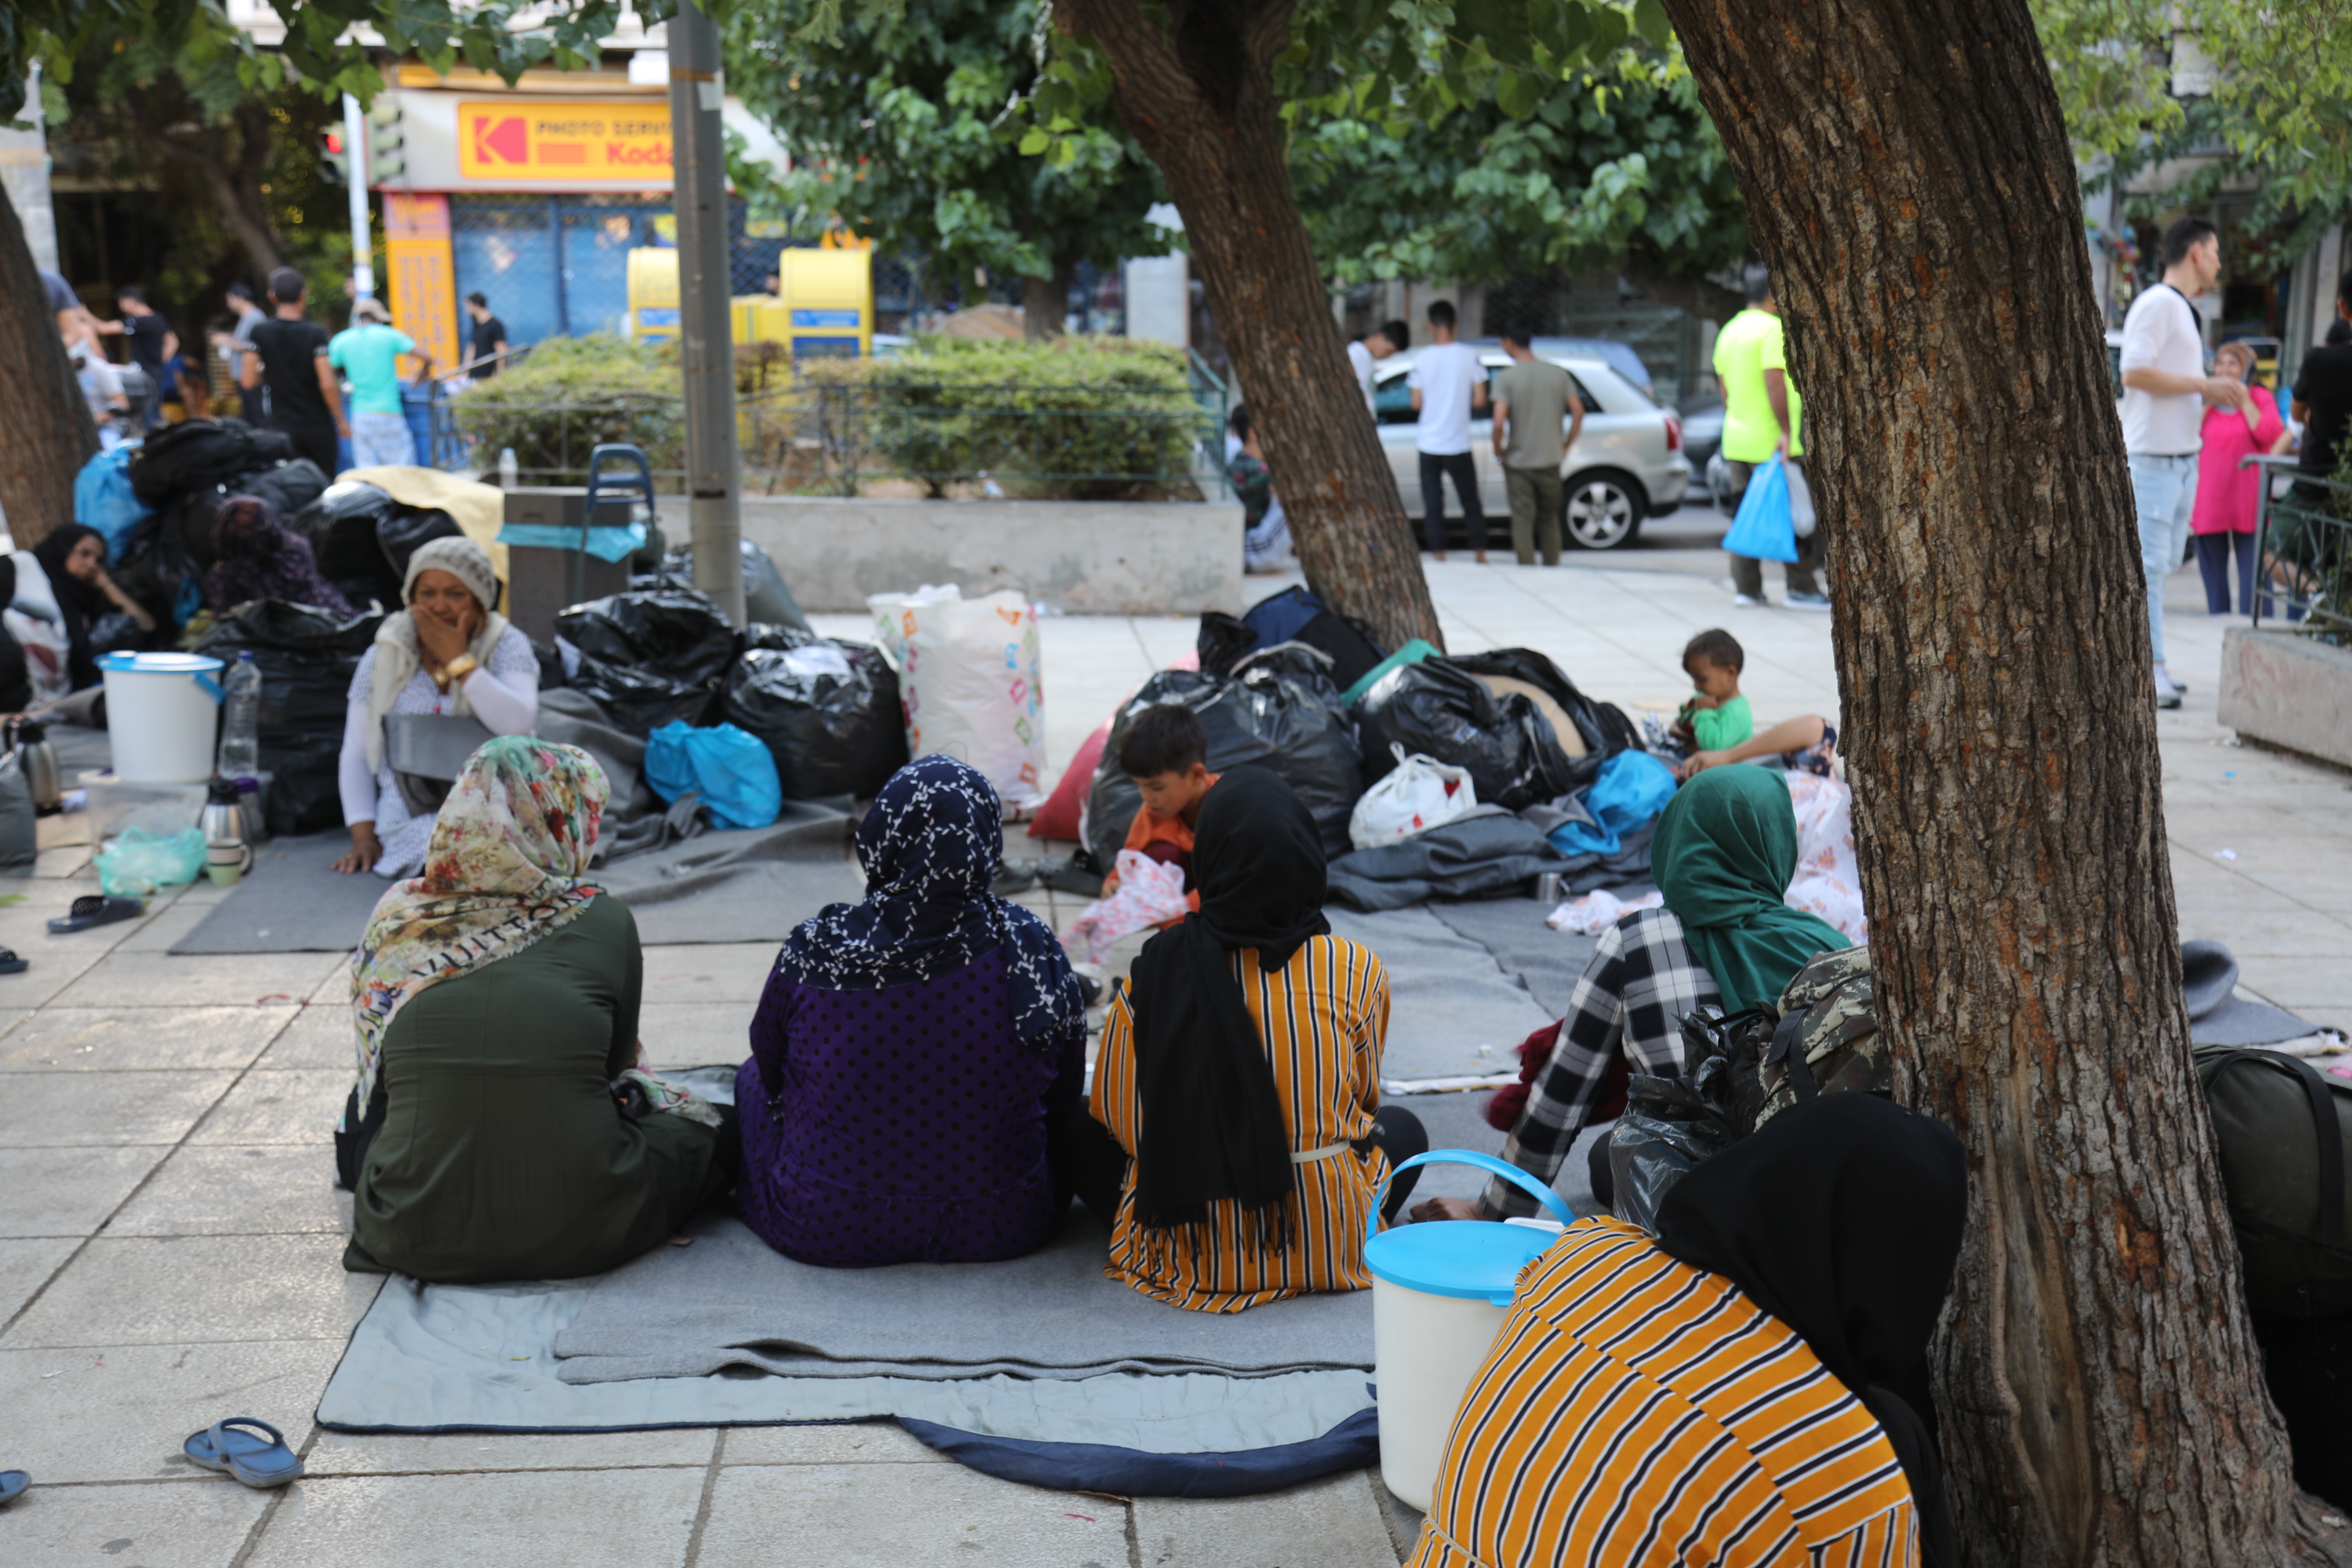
[1063, 850, 1190, 964]
[879, 586, 1047, 809]
[865, 583, 963, 668]
[1786, 460, 1817, 540]
[1348, 743, 1478, 850]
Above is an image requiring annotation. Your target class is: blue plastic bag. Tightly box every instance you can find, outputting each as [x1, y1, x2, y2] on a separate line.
[643, 721, 783, 831]
[1547, 750, 1680, 858]
[1720, 454, 1798, 564]
[73, 446, 154, 555]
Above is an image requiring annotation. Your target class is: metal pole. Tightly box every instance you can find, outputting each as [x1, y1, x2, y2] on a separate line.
[667, 1, 744, 623]
[342, 93, 375, 298]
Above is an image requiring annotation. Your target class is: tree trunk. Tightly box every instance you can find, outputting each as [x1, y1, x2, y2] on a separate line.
[1054, 0, 1442, 651]
[1655, 0, 2341, 1561]
[136, 116, 286, 278]
[0, 181, 99, 550]
[1023, 254, 1075, 340]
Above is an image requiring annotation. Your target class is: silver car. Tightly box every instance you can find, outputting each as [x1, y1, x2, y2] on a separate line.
[1373, 350, 1692, 549]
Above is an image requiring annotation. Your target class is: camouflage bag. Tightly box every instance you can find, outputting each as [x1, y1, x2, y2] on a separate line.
[1752, 945, 1886, 1132]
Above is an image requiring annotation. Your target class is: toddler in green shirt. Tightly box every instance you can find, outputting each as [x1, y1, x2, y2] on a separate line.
[1673, 628, 1753, 753]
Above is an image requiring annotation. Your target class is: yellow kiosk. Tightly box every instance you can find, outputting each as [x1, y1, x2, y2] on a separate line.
[626, 247, 873, 356]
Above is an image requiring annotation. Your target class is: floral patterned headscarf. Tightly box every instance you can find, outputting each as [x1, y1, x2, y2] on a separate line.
[346, 737, 610, 1119]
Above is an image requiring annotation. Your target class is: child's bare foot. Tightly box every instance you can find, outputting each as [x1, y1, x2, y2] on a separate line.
[1474, 550, 1488, 564]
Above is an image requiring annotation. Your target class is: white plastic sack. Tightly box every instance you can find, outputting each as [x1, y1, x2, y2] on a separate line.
[1347, 743, 1477, 850]
[865, 583, 964, 668]
[5, 609, 70, 706]
[1784, 772, 1867, 943]
[1787, 462, 1818, 540]
[1546, 887, 1665, 935]
[11, 552, 63, 628]
[881, 586, 1047, 809]
[1063, 850, 1190, 965]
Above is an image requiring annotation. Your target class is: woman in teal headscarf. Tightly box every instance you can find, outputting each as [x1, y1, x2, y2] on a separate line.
[1413, 764, 1853, 1225]
[1650, 765, 1848, 1013]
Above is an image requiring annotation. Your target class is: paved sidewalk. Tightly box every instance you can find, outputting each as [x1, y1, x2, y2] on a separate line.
[2, 554, 2344, 1567]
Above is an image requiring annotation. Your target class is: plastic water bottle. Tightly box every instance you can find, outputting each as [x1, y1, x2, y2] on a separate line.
[498, 447, 519, 488]
[217, 651, 262, 785]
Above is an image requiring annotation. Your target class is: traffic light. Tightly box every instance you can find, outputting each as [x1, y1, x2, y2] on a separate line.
[319, 128, 349, 185]
[367, 98, 406, 185]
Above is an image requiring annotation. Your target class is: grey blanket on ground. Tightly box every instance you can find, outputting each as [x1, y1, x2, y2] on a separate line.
[1426, 899, 1603, 1018]
[317, 1271, 1371, 1449]
[1325, 811, 1577, 911]
[550, 1209, 1371, 1386]
[2194, 995, 2336, 1048]
[169, 808, 861, 953]
[1320, 906, 1555, 1083]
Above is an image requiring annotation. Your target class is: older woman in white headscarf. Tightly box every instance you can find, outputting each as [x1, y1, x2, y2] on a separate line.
[333, 536, 539, 876]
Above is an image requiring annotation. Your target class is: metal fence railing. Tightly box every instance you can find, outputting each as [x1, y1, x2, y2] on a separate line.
[2248, 457, 2350, 643]
[426, 377, 1228, 503]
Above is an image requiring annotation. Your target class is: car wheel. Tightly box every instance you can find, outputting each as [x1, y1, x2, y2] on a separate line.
[1563, 470, 1646, 550]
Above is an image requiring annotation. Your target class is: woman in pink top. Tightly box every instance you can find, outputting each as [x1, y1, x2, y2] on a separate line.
[2192, 340, 2291, 615]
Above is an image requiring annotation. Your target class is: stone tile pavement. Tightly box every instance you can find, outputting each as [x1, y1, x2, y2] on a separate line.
[2, 549, 2344, 1565]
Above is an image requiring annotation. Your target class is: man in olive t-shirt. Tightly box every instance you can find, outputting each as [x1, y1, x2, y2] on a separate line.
[1713, 265, 1827, 609]
[1489, 321, 1584, 565]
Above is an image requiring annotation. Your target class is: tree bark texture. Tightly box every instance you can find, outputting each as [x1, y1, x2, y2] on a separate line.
[1653, 0, 2343, 1562]
[0, 181, 99, 549]
[1054, 0, 1443, 651]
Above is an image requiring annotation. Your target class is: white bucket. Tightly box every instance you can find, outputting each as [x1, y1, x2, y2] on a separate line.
[99, 652, 224, 783]
[1364, 1151, 1573, 1512]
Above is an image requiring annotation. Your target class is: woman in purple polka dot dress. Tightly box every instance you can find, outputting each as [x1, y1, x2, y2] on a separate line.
[734, 755, 1090, 1267]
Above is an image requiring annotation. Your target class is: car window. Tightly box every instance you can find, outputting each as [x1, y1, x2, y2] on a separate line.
[1374, 373, 1415, 424]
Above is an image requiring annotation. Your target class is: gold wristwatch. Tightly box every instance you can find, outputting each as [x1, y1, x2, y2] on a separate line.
[440, 653, 480, 686]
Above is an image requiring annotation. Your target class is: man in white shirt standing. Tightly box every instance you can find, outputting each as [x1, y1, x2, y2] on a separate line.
[2118, 215, 2243, 708]
[1409, 300, 1488, 562]
[1346, 319, 1408, 416]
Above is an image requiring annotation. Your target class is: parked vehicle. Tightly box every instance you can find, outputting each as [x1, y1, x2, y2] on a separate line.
[1372, 348, 1691, 550]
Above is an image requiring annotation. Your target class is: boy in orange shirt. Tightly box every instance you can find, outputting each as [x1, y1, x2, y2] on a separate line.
[1100, 703, 1218, 915]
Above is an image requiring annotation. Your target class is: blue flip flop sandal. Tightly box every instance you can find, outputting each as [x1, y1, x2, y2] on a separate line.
[47, 896, 142, 935]
[183, 1418, 303, 1489]
[0, 1468, 27, 1506]
[0, 948, 25, 975]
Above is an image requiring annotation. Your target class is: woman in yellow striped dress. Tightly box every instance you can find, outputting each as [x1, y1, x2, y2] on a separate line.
[1086, 766, 1426, 1313]
[1409, 1095, 1966, 1568]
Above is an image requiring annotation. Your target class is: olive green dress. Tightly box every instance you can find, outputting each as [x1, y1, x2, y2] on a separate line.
[345, 895, 719, 1282]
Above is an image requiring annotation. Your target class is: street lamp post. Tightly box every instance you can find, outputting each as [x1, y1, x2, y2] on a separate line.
[666, 0, 746, 624]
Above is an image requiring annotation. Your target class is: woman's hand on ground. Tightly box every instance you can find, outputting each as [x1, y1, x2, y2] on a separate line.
[332, 823, 383, 875]
[1409, 1196, 1491, 1223]
[1677, 750, 1728, 781]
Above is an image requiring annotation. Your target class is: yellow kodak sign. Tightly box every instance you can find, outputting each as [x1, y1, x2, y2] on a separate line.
[457, 101, 673, 181]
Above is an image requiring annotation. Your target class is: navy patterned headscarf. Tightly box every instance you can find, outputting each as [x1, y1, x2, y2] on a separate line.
[775, 754, 1083, 1045]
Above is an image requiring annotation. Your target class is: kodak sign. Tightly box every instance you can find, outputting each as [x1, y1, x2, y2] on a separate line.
[457, 101, 674, 181]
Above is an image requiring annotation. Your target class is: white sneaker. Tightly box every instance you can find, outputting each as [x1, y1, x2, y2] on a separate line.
[1732, 593, 1768, 609]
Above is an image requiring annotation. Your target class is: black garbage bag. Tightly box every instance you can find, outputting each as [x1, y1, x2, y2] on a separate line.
[126, 418, 283, 504]
[1084, 654, 1364, 867]
[295, 480, 404, 610]
[743, 621, 817, 651]
[721, 638, 907, 799]
[193, 601, 385, 834]
[740, 540, 813, 633]
[231, 458, 331, 525]
[111, 517, 201, 631]
[377, 505, 464, 583]
[1449, 646, 1642, 788]
[158, 485, 232, 570]
[555, 585, 742, 735]
[1354, 655, 1573, 810]
[1195, 612, 1257, 678]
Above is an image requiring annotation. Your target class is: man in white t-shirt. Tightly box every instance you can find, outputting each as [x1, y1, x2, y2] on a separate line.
[1408, 300, 1489, 561]
[2118, 215, 2245, 708]
[1346, 319, 1408, 416]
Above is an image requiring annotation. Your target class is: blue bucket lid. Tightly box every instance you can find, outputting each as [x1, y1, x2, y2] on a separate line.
[97, 651, 223, 674]
[1365, 1220, 1556, 1303]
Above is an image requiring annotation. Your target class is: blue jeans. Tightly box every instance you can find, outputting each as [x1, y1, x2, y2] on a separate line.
[2127, 452, 2197, 667]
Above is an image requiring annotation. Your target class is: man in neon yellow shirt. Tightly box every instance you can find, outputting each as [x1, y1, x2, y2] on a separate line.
[1713, 266, 1827, 610]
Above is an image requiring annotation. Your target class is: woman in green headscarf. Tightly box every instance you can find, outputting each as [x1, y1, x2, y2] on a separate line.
[1413, 765, 1851, 1226]
[1650, 766, 1848, 1013]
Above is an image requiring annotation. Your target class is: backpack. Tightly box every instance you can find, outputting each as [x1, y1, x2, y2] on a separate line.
[2197, 1047, 2352, 1319]
[1672, 944, 1885, 1141]
[125, 419, 270, 504]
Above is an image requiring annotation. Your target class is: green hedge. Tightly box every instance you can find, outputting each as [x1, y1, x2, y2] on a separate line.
[449, 335, 685, 482]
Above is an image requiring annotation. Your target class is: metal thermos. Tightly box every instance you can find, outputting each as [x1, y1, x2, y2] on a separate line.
[10, 719, 60, 815]
[201, 777, 254, 885]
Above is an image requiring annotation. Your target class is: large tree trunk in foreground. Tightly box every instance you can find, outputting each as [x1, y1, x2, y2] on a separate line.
[1657, 0, 2339, 1561]
[0, 181, 99, 549]
[1053, 0, 1442, 651]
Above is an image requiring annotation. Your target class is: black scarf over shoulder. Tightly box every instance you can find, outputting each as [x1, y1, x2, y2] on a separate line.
[1654, 1094, 1967, 1568]
[1127, 766, 1329, 1231]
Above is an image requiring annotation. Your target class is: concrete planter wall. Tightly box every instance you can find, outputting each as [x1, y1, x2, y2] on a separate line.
[2218, 627, 2352, 770]
[655, 497, 1244, 616]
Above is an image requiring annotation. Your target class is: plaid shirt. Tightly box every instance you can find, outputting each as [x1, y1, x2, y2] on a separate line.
[1483, 908, 1719, 1218]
